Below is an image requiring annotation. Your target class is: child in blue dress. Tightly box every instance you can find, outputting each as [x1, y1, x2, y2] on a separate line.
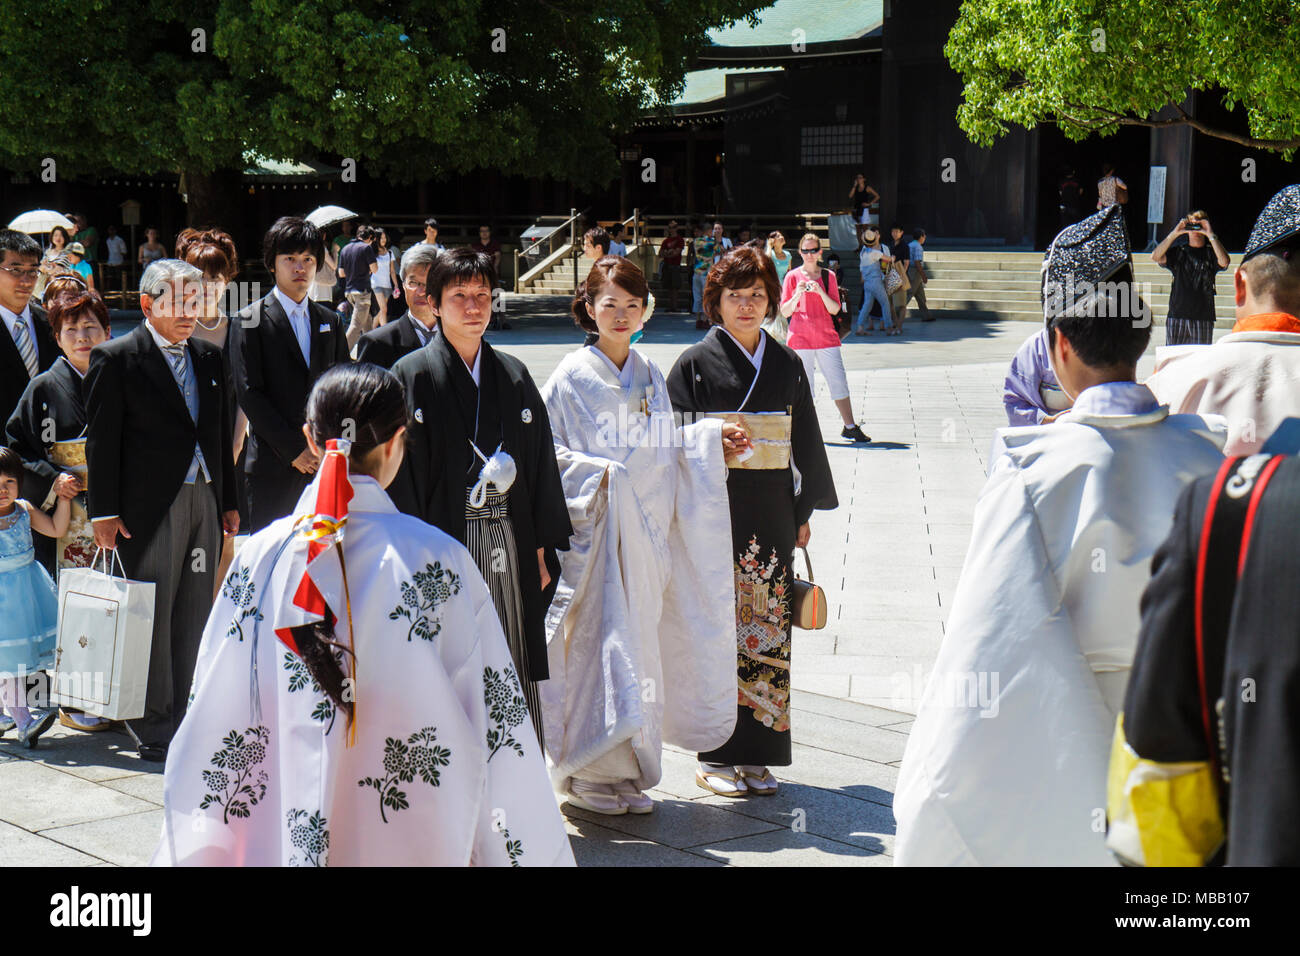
[0, 446, 69, 748]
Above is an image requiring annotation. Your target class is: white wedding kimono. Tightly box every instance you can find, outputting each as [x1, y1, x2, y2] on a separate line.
[1147, 326, 1300, 455]
[540, 346, 736, 791]
[894, 383, 1226, 866]
[153, 472, 574, 867]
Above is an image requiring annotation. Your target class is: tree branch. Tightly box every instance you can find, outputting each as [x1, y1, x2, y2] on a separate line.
[1056, 101, 1300, 150]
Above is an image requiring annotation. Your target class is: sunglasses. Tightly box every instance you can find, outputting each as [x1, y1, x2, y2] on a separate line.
[799, 247, 820, 254]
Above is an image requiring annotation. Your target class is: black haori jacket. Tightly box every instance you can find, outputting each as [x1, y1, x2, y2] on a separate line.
[389, 332, 572, 682]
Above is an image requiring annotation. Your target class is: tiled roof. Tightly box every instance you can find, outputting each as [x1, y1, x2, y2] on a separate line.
[707, 0, 883, 47]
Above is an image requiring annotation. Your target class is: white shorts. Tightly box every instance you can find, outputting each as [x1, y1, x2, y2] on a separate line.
[794, 346, 850, 401]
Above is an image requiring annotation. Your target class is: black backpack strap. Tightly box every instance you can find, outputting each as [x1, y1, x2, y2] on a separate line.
[1194, 454, 1285, 790]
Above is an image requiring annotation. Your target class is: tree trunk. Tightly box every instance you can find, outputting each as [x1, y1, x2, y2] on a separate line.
[182, 168, 243, 230]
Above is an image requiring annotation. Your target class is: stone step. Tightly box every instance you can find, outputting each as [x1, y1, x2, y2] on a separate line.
[924, 307, 1237, 327]
[923, 286, 1236, 306]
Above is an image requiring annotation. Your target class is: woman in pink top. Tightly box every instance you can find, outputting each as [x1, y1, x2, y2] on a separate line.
[779, 233, 870, 442]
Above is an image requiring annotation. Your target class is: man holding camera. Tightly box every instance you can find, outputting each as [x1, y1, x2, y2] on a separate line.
[1151, 211, 1230, 345]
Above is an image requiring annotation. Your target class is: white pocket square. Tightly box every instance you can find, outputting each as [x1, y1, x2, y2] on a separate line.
[319, 323, 331, 332]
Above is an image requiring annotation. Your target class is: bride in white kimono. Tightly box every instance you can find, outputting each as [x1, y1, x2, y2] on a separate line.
[539, 256, 743, 814]
[154, 364, 573, 866]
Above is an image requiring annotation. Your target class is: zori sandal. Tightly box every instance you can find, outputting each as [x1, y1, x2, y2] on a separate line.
[565, 779, 628, 815]
[611, 780, 654, 814]
[736, 766, 779, 795]
[696, 764, 749, 797]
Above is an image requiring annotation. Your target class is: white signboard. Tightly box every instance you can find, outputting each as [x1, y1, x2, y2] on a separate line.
[1147, 166, 1167, 224]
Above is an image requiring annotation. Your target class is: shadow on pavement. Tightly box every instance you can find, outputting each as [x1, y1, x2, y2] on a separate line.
[0, 725, 160, 777]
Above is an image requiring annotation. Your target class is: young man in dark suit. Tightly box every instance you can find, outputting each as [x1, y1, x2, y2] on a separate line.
[356, 243, 441, 369]
[86, 260, 239, 759]
[0, 230, 60, 575]
[229, 217, 350, 531]
[0, 229, 58, 427]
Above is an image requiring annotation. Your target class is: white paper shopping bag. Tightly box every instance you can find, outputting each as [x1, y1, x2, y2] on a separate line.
[52, 549, 155, 720]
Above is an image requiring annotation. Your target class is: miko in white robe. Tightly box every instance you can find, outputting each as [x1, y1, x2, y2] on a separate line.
[539, 345, 737, 793]
[152, 469, 574, 867]
[1146, 313, 1300, 455]
[893, 382, 1226, 866]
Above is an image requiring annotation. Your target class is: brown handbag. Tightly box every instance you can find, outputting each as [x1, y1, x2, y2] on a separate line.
[791, 547, 828, 630]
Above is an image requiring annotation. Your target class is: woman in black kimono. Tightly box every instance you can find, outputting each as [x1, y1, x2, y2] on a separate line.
[390, 248, 572, 743]
[5, 287, 116, 731]
[667, 246, 838, 797]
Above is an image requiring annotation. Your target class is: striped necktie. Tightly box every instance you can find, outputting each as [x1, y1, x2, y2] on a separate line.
[11, 317, 38, 378]
[161, 343, 196, 420]
[161, 342, 186, 381]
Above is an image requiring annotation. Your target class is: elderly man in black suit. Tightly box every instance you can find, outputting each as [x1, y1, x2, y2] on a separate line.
[356, 242, 442, 369]
[86, 259, 239, 760]
[230, 217, 349, 531]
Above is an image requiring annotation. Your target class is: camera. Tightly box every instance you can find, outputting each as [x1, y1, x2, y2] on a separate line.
[1184, 221, 1202, 232]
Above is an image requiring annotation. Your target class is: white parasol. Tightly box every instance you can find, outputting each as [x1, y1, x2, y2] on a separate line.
[8, 209, 75, 234]
[305, 205, 357, 228]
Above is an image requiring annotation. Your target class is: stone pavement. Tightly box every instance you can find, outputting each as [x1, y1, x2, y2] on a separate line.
[2, 308, 1184, 866]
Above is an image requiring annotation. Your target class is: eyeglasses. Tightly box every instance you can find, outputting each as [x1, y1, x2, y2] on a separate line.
[0, 266, 40, 281]
[403, 279, 426, 292]
[799, 247, 820, 255]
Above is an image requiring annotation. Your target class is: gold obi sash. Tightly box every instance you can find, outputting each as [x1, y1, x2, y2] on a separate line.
[49, 438, 88, 484]
[707, 411, 792, 470]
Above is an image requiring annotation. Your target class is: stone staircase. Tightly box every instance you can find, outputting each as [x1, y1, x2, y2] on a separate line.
[919, 250, 1241, 326]
[520, 243, 1242, 326]
[523, 245, 662, 294]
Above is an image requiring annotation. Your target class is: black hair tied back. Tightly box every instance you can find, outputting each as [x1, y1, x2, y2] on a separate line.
[304, 363, 410, 468]
[291, 362, 410, 727]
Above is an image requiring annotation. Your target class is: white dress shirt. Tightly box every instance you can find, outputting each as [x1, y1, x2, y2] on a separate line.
[273, 286, 312, 366]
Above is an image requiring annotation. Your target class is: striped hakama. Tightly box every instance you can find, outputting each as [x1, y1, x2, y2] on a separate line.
[464, 486, 544, 745]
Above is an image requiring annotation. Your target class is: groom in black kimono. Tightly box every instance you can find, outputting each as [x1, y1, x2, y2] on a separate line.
[390, 248, 571, 725]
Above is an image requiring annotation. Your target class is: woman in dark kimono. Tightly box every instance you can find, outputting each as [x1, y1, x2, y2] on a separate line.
[667, 246, 838, 797]
[390, 248, 572, 743]
[5, 287, 115, 731]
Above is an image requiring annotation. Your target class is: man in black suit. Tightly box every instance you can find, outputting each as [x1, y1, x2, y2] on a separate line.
[0, 229, 58, 428]
[230, 217, 349, 531]
[87, 260, 239, 759]
[356, 242, 441, 369]
[0, 229, 60, 574]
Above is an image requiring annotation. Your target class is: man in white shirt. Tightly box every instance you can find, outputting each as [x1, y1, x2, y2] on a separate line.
[104, 225, 127, 266]
[230, 217, 350, 531]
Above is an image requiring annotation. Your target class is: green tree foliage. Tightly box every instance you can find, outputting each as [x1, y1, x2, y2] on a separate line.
[945, 0, 1300, 154]
[0, 0, 770, 190]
